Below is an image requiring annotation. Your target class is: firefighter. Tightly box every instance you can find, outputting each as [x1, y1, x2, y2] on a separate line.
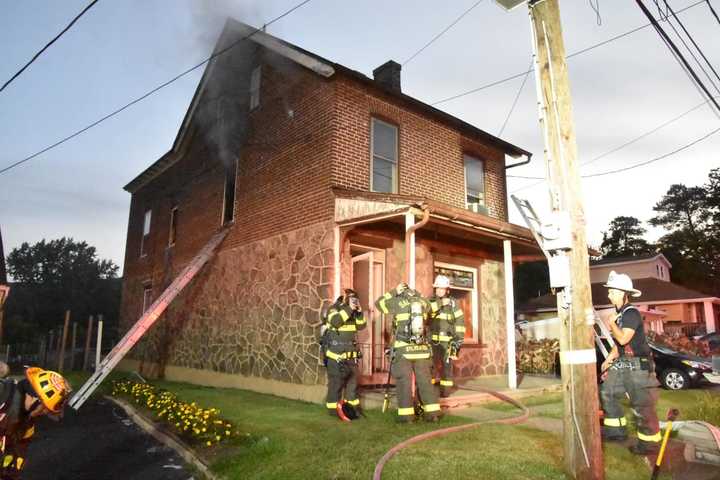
[599, 271, 662, 455]
[0, 367, 72, 479]
[375, 283, 441, 423]
[428, 275, 465, 397]
[322, 289, 366, 419]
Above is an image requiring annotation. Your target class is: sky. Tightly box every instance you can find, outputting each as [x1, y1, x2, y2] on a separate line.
[1, 0, 718, 275]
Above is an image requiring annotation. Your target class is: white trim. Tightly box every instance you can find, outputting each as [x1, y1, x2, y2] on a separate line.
[560, 349, 596, 365]
[504, 240, 517, 389]
[434, 261, 480, 344]
[591, 253, 672, 270]
[333, 226, 341, 299]
[406, 212, 415, 289]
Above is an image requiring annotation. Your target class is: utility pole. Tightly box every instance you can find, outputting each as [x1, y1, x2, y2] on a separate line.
[527, 1, 603, 478]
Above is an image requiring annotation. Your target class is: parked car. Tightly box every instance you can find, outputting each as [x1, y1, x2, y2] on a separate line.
[649, 342, 717, 390]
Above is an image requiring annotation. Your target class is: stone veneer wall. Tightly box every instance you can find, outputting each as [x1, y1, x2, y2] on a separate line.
[131, 220, 336, 386]
[453, 259, 508, 377]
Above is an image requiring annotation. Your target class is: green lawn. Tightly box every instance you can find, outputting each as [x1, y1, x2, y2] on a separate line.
[64, 370, 712, 479]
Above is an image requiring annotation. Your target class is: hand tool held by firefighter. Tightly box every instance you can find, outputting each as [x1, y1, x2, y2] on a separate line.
[651, 408, 679, 480]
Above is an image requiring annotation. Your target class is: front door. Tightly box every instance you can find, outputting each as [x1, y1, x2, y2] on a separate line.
[351, 251, 386, 383]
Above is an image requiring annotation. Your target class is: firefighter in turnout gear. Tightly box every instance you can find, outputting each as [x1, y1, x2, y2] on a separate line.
[428, 275, 465, 397]
[0, 367, 71, 479]
[322, 289, 366, 419]
[375, 283, 441, 422]
[599, 271, 662, 456]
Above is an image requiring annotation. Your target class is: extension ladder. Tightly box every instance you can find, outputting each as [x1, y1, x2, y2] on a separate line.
[69, 228, 229, 410]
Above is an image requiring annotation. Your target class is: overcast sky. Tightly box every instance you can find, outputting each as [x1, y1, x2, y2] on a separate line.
[1, 0, 718, 275]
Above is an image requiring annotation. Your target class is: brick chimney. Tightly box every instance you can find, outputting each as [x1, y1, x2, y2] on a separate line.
[373, 60, 402, 93]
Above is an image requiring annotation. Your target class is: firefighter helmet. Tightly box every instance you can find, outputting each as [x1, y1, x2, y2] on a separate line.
[433, 275, 451, 289]
[25, 367, 72, 413]
[603, 271, 641, 297]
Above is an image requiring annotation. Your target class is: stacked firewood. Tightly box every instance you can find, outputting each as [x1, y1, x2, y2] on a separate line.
[648, 332, 720, 358]
[516, 338, 560, 374]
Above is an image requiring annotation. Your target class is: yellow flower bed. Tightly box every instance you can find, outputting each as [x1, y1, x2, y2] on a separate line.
[111, 379, 237, 447]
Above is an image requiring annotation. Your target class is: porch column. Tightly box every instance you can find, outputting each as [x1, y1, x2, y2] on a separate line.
[333, 226, 341, 299]
[704, 300, 716, 333]
[504, 240, 517, 389]
[405, 212, 416, 289]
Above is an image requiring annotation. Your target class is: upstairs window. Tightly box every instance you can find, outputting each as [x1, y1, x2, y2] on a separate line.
[371, 118, 398, 193]
[140, 209, 152, 257]
[250, 66, 261, 110]
[168, 206, 178, 247]
[222, 159, 237, 225]
[464, 154, 485, 213]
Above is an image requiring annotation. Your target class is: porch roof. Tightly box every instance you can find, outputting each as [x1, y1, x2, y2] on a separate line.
[332, 187, 543, 260]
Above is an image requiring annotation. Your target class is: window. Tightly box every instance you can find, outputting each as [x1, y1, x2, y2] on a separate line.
[222, 159, 237, 225]
[142, 284, 153, 313]
[371, 118, 398, 193]
[168, 206, 178, 246]
[464, 154, 485, 213]
[249, 66, 261, 110]
[434, 263, 480, 344]
[140, 209, 152, 257]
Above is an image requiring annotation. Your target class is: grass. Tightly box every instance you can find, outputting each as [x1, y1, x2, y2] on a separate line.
[65, 370, 705, 479]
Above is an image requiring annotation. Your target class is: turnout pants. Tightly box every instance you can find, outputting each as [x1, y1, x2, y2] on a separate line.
[600, 358, 661, 446]
[431, 342, 454, 388]
[392, 346, 440, 419]
[325, 358, 359, 412]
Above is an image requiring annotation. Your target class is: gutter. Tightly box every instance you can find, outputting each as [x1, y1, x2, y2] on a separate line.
[505, 152, 533, 170]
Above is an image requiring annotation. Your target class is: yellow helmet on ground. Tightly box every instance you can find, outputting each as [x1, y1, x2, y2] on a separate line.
[25, 368, 71, 413]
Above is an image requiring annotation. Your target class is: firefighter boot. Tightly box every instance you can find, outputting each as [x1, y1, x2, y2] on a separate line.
[629, 440, 660, 456]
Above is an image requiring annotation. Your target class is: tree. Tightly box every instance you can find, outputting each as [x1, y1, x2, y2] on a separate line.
[600, 216, 655, 259]
[5, 238, 120, 342]
[651, 176, 720, 296]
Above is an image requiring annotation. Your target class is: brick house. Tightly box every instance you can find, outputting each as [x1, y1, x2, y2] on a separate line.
[118, 20, 542, 402]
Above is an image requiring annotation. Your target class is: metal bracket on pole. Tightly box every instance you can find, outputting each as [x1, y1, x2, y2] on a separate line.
[69, 228, 229, 410]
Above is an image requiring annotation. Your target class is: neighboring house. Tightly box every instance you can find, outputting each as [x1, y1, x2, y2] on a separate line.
[118, 20, 542, 402]
[519, 253, 719, 339]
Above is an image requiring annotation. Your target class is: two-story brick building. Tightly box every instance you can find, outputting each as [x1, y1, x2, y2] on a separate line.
[118, 20, 542, 402]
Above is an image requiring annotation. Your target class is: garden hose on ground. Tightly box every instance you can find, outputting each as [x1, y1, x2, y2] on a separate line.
[372, 386, 530, 480]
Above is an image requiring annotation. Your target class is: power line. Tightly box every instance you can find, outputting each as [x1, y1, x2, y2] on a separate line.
[508, 105, 720, 189]
[498, 59, 532, 137]
[402, 0, 485, 66]
[1, 0, 100, 94]
[431, 0, 706, 106]
[706, 0, 720, 25]
[636, 0, 720, 113]
[0, 0, 313, 176]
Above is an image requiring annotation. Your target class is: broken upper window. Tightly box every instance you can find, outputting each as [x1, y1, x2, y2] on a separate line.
[371, 118, 398, 193]
[168, 206, 178, 247]
[464, 154, 485, 213]
[250, 66, 261, 110]
[142, 283, 153, 313]
[140, 209, 152, 257]
[222, 159, 237, 225]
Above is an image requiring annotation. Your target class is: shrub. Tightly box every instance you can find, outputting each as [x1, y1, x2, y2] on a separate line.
[111, 379, 238, 447]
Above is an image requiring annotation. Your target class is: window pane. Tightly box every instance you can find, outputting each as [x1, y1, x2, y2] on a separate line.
[373, 157, 394, 193]
[143, 210, 152, 235]
[372, 120, 397, 162]
[464, 155, 484, 198]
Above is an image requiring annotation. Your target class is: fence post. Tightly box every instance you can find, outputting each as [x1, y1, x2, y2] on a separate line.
[58, 310, 70, 372]
[95, 316, 103, 372]
[83, 315, 94, 371]
[70, 321, 78, 371]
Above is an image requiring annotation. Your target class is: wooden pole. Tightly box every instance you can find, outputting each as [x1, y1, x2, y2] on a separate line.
[527, 1, 603, 478]
[70, 322, 78, 371]
[58, 310, 70, 372]
[95, 315, 103, 372]
[83, 315, 94, 371]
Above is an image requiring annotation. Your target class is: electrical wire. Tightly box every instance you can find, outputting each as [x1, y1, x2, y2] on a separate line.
[589, 0, 602, 26]
[402, 0, 485, 66]
[0, 0, 313, 176]
[431, 0, 707, 106]
[0, 0, 101, 94]
[498, 59, 532, 137]
[708, 0, 720, 25]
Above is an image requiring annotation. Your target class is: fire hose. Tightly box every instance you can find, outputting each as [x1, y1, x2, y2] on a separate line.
[372, 386, 530, 480]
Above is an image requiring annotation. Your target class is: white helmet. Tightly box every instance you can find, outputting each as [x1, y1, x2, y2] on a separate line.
[433, 275, 451, 289]
[603, 270, 641, 297]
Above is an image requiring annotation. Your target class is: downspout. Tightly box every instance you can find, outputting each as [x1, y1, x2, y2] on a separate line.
[405, 207, 431, 286]
[504, 152, 532, 170]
